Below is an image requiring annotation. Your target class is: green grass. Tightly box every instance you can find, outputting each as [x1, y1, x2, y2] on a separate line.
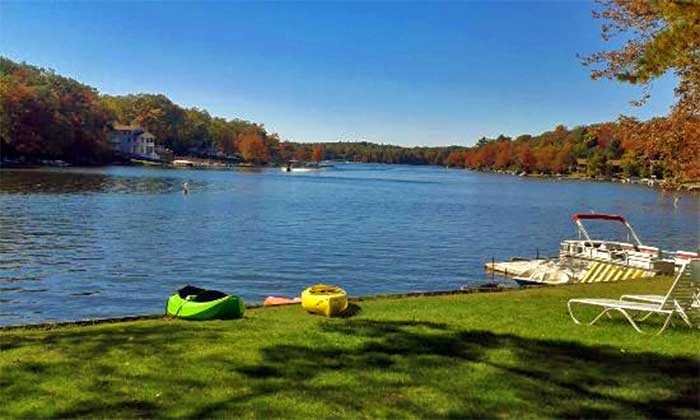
[1, 278, 698, 419]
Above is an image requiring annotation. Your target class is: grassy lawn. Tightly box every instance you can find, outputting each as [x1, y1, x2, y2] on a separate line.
[1, 278, 698, 419]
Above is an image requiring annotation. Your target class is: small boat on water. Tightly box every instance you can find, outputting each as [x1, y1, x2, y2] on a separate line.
[491, 213, 697, 286]
[166, 285, 244, 320]
[559, 213, 689, 272]
[301, 284, 348, 317]
[282, 160, 334, 172]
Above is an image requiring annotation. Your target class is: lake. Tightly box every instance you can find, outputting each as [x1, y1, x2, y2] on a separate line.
[1, 164, 698, 326]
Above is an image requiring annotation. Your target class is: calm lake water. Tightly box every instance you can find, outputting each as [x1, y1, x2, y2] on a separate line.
[1, 164, 698, 326]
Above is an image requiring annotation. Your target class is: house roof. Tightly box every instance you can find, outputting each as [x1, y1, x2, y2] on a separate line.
[111, 124, 155, 139]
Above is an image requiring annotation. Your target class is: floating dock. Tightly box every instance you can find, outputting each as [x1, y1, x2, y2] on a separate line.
[484, 259, 550, 278]
[486, 257, 658, 285]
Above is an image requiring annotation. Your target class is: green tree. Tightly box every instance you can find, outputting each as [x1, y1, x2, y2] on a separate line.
[620, 150, 642, 178]
[179, 108, 212, 151]
[587, 151, 608, 178]
[605, 138, 623, 160]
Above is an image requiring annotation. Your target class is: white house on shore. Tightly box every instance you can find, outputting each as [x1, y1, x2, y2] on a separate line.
[109, 125, 159, 160]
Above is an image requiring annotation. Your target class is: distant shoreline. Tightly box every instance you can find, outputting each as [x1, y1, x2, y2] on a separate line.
[453, 167, 700, 192]
[2, 158, 698, 192]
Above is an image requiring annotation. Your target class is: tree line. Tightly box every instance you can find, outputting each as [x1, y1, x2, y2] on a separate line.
[0, 57, 277, 164]
[2, 17, 698, 184]
[445, 118, 699, 181]
[280, 141, 466, 166]
[0, 57, 113, 164]
[0, 57, 475, 168]
[447, 1, 700, 183]
[576, 0, 700, 183]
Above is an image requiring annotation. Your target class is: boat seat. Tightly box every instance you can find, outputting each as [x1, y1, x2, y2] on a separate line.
[192, 290, 227, 302]
[178, 285, 207, 298]
[177, 285, 227, 302]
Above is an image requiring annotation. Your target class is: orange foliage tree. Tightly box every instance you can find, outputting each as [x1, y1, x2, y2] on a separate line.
[237, 131, 270, 164]
[0, 58, 111, 163]
[518, 144, 537, 173]
[583, 0, 700, 181]
[552, 142, 575, 174]
[534, 145, 557, 174]
[311, 144, 324, 162]
[446, 151, 464, 168]
[494, 141, 513, 168]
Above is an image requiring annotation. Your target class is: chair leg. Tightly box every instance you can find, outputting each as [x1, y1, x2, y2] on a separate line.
[568, 301, 587, 325]
[636, 312, 654, 322]
[594, 308, 674, 334]
[589, 308, 615, 326]
[655, 313, 675, 335]
[673, 302, 693, 327]
[568, 301, 644, 333]
[613, 308, 644, 333]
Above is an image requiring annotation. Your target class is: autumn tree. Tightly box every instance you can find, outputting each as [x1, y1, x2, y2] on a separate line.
[475, 142, 497, 168]
[583, 0, 700, 181]
[518, 144, 537, 173]
[552, 142, 575, 174]
[311, 143, 324, 162]
[265, 133, 281, 161]
[0, 58, 111, 163]
[446, 151, 464, 168]
[294, 146, 310, 162]
[277, 141, 294, 162]
[462, 150, 476, 168]
[237, 131, 269, 164]
[534, 145, 557, 174]
[494, 141, 513, 168]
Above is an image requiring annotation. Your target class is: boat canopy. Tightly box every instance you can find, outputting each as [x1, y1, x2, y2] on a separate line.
[571, 213, 643, 246]
[572, 213, 626, 223]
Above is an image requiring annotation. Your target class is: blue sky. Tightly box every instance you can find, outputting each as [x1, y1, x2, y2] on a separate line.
[0, 1, 677, 146]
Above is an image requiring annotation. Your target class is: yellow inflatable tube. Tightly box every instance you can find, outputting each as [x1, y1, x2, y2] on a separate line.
[301, 284, 348, 317]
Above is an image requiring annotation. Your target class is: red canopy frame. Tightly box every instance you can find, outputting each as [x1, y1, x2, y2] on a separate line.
[572, 213, 627, 223]
[571, 213, 642, 246]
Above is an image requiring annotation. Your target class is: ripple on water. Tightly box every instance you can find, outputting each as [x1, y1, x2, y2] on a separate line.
[0, 164, 698, 325]
[0, 169, 201, 195]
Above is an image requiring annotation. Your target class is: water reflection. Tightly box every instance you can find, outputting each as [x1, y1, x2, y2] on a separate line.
[0, 169, 197, 195]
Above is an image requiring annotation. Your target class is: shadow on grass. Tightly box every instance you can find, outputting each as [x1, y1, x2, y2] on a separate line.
[337, 302, 362, 318]
[226, 320, 699, 419]
[2, 319, 698, 418]
[0, 322, 222, 418]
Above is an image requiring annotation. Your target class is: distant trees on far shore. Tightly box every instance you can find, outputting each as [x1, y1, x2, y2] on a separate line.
[1, 56, 697, 182]
[100, 93, 276, 158]
[0, 57, 276, 164]
[0, 58, 113, 164]
[443, 122, 698, 180]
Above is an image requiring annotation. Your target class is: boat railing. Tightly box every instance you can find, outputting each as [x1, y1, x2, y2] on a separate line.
[562, 253, 653, 269]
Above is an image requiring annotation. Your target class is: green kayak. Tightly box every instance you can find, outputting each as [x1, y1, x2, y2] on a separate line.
[166, 285, 244, 320]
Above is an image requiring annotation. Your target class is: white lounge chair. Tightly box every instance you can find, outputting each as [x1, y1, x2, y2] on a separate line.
[620, 293, 700, 307]
[620, 261, 700, 308]
[568, 260, 700, 335]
